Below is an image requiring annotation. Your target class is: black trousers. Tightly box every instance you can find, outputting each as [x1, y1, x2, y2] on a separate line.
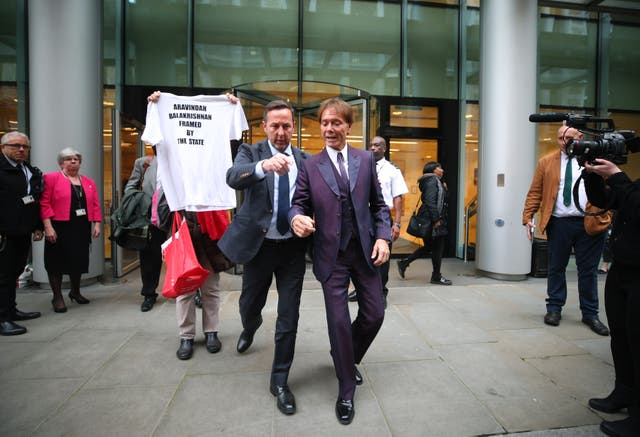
[0, 234, 31, 321]
[405, 235, 446, 279]
[138, 225, 166, 297]
[239, 237, 307, 387]
[605, 262, 640, 404]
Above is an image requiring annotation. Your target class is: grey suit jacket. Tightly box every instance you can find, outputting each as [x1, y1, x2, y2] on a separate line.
[218, 140, 310, 264]
[125, 156, 157, 198]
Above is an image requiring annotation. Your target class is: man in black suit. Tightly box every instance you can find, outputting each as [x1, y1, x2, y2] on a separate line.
[218, 99, 310, 416]
[0, 132, 44, 335]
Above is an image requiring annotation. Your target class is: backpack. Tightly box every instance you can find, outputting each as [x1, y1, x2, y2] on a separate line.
[110, 189, 152, 250]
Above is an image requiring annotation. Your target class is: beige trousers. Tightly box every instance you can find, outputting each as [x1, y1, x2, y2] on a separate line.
[175, 251, 221, 339]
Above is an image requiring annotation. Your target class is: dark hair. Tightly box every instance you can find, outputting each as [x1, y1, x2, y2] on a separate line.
[263, 99, 294, 123]
[317, 97, 354, 125]
[423, 161, 441, 174]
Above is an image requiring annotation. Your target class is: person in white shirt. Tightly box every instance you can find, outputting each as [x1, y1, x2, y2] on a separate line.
[348, 136, 408, 307]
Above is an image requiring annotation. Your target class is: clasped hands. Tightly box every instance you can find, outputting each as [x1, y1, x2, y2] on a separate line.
[291, 215, 390, 266]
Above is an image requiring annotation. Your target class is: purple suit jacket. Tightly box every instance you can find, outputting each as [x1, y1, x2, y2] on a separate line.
[289, 147, 391, 283]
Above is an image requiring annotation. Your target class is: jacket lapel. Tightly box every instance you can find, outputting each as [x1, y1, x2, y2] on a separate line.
[347, 149, 360, 192]
[317, 149, 340, 196]
[258, 141, 275, 207]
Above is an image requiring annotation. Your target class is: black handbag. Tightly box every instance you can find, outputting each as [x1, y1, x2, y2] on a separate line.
[406, 198, 432, 238]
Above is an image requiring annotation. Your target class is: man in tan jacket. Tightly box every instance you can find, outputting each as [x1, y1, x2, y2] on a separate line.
[522, 125, 609, 336]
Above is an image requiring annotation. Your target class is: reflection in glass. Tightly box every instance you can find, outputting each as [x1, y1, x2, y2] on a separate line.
[302, 0, 400, 95]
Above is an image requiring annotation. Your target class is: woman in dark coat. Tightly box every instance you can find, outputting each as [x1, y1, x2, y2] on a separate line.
[397, 161, 451, 285]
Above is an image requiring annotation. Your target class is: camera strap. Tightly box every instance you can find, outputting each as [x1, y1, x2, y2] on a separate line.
[572, 173, 612, 216]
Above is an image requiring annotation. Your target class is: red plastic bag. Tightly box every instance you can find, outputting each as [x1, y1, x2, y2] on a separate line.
[161, 212, 209, 298]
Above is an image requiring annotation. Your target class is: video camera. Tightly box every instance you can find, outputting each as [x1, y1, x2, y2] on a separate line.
[528, 112, 640, 166]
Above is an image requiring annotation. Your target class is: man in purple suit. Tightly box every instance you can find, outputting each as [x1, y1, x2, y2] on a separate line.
[289, 97, 391, 425]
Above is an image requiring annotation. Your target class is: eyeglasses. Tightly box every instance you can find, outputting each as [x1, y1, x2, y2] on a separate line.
[3, 143, 31, 150]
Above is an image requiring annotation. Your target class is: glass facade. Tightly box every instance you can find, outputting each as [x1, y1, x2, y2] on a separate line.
[302, 0, 401, 95]
[125, 0, 189, 86]
[406, 3, 459, 98]
[194, 1, 299, 87]
[539, 13, 598, 108]
[2, 0, 640, 262]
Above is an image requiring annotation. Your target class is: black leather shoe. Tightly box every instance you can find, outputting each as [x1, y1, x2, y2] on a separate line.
[335, 398, 355, 425]
[237, 317, 262, 353]
[0, 320, 27, 336]
[582, 317, 610, 336]
[348, 290, 358, 302]
[237, 329, 256, 353]
[205, 332, 221, 353]
[544, 311, 561, 326]
[600, 416, 640, 437]
[589, 383, 635, 414]
[270, 385, 296, 415]
[140, 296, 156, 312]
[355, 366, 363, 385]
[11, 309, 41, 321]
[176, 338, 194, 360]
[397, 259, 408, 279]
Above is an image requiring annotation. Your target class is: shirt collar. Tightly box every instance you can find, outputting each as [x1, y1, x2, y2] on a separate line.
[326, 144, 349, 162]
[268, 141, 292, 156]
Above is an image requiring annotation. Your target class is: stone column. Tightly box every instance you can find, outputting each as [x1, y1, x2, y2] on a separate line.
[29, 0, 104, 284]
[476, 0, 538, 280]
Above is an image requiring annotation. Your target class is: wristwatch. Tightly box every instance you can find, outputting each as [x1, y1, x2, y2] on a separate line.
[393, 222, 401, 228]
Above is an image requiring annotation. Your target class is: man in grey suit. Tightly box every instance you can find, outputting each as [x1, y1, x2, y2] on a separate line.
[218, 100, 310, 416]
[289, 97, 391, 425]
[124, 148, 165, 312]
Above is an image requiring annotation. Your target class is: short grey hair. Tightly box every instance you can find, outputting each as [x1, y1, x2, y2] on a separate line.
[1, 131, 30, 145]
[57, 147, 82, 165]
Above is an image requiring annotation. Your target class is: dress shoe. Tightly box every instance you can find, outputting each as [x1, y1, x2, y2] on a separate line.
[140, 296, 156, 312]
[236, 316, 262, 353]
[600, 416, 640, 437]
[397, 259, 408, 279]
[348, 290, 358, 302]
[68, 292, 90, 304]
[589, 383, 635, 413]
[430, 275, 452, 285]
[11, 309, 41, 321]
[335, 398, 355, 425]
[582, 317, 610, 336]
[544, 311, 561, 326]
[51, 299, 67, 313]
[205, 332, 221, 353]
[176, 338, 194, 360]
[355, 366, 363, 385]
[270, 385, 296, 415]
[0, 320, 27, 336]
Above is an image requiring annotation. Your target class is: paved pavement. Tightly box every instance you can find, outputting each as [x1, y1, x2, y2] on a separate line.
[0, 258, 618, 436]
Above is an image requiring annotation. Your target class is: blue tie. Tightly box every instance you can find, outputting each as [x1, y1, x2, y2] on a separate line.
[277, 161, 290, 235]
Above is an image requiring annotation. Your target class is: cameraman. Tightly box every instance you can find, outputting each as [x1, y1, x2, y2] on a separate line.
[583, 158, 639, 437]
[523, 125, 609, 335]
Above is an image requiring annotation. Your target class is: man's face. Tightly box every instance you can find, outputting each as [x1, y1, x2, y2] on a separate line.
[558, 127, 583, 152]
[263, 108, 294, 151]
[320, 107, 351, 151]
[369, 138, 386, 161]
[1, 136, 30, 164]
